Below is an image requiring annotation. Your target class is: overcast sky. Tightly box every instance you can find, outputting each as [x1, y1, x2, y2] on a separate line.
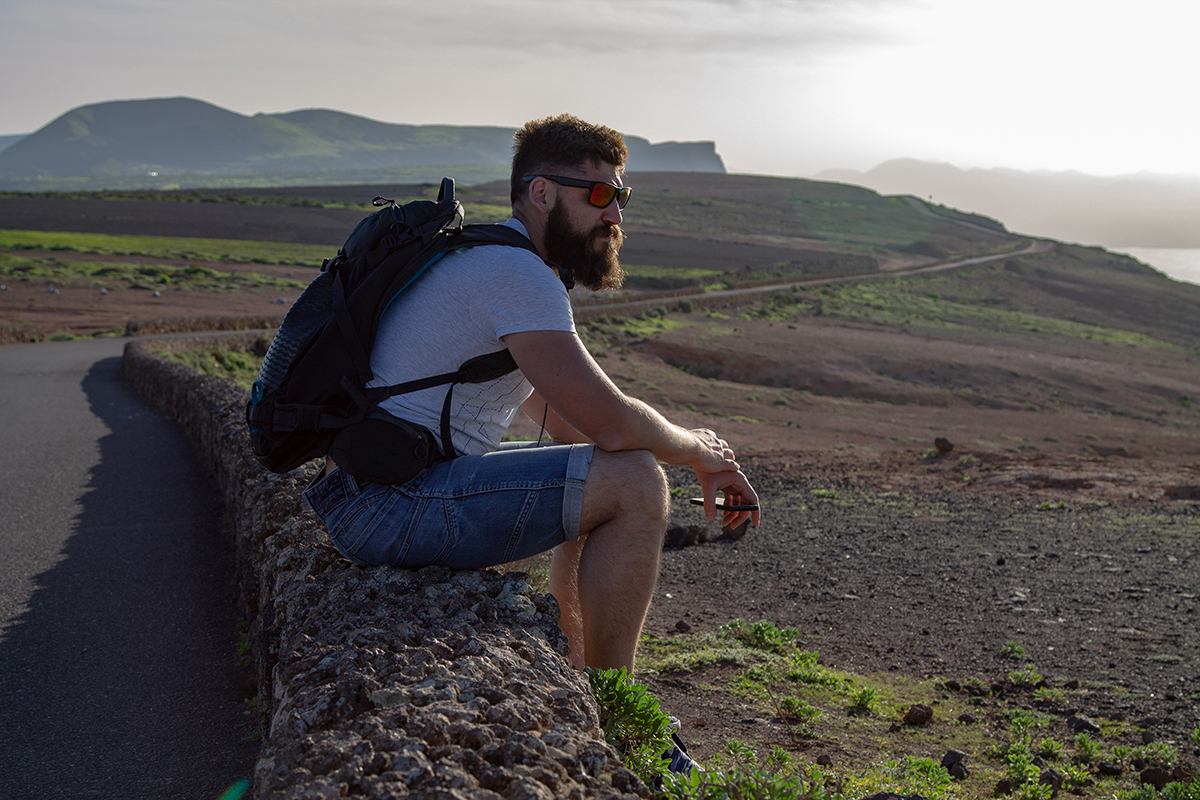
[2, 0, 1198, 179]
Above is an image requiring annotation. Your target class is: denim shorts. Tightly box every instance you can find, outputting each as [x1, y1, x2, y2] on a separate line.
[303, 442, 594, 569]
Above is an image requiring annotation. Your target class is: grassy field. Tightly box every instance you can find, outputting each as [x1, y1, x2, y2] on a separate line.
[0, 252, 307, 292]
[0, 228, 332, 266]
[0, 164, 513, 193]
[741, 278, 1185, 353]
[156, 344, 263, 387]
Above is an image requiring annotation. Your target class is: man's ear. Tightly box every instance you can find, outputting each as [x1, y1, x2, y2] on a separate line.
[524, 176, 557, 214]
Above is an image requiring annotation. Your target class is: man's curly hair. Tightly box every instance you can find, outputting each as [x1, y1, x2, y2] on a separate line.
[510, 114, 628, 206]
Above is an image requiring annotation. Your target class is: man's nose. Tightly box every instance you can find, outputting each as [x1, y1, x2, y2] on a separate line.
[601, 198, 622, 225]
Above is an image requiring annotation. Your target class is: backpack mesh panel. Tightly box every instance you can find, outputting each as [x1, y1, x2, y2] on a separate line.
[256, 270, 335, 396]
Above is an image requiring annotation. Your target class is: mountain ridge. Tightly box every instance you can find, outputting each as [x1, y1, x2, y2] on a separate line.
[818, 158, 1200, 248]
[0, 97, 725, 182]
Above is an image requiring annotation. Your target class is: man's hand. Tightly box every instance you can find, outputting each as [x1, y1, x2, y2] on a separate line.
[690, 428, 760, 529]
[689, 427, 740, 473]
[695, 466, 760, 529]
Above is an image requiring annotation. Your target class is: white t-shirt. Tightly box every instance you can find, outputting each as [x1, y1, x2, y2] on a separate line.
[367, 218, 575, 456]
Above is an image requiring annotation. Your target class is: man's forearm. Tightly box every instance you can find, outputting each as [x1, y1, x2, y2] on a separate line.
[585, 393, 705, 465]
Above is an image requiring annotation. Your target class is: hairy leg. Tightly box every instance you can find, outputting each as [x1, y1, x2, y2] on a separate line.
[552, 449, 668, 673]
[549, 541, 586, 669]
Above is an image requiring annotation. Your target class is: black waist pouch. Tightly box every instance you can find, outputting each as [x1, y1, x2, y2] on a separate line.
[327, 410, 444, 485]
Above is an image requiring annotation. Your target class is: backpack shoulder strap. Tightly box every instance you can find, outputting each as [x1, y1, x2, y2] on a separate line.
[453, 223, 538, 253]
[452, 224, 573, 289]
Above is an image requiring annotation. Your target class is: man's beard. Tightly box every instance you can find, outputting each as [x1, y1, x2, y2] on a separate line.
[543, 201, 625, 291]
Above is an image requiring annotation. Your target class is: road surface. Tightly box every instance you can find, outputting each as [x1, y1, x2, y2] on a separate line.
[0, 337, 257, 799]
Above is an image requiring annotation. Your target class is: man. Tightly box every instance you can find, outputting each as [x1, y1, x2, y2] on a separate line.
[304, 113, 760, 770]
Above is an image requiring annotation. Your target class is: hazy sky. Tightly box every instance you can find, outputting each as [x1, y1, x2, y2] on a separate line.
[2, 0, 1197, 178]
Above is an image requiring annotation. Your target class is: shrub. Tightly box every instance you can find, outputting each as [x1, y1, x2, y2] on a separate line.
[1001, 641, 1027, 659]
[1131, 740, 1179, 769]
[779, 696, 821, 724]
[1035, 738, 1063, 760]
[1006, 741, 1041, 786]
[719, 619, 799, 654]
[1032, 686, 1064, 704]
[661, 741, 830, 800]
[1074, 732, 1102, 764]
[848, 687, 879, 715]
[1008, 664, 1043, 686]
[586, 667, 673, 785]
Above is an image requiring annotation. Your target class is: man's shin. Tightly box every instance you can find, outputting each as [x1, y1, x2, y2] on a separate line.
[550, 541, 586, 670]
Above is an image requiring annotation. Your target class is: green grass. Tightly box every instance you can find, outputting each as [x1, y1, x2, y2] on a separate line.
[0, 252, 307, 292]
[0, 229, 332, 266]
[622, 263, 723, 280]
[581, 311, 693, 347]
[0, 188, 377, 210]
[736, 274, 1184, 351]
[155, 345, 263, 388]
[637, 614, 1195, 800]
[621, 177, 1002, 256]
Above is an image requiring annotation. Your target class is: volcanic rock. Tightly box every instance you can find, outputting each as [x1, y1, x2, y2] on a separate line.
[903, 704, 933, 725]
[1066, 715, 1101, 734]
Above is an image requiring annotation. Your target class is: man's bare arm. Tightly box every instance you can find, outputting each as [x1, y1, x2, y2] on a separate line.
[505, 330, 712, 464]
[503, 329, 759, 527]
[519, 389, 592, 444]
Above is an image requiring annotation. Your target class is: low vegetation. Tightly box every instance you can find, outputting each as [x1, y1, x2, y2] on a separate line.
[0, 229, 331, 266]
[0, 252, 307, 292]
[738, 273, 1185, 352]
[588, 619, 1200, 800]
[155, 344, 263, 388]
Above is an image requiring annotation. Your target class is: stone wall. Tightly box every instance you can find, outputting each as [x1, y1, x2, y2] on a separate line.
[120, 337, 646, 800]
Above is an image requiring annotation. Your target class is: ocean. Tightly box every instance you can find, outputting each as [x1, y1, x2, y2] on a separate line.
[1112, 247, 1200, 288]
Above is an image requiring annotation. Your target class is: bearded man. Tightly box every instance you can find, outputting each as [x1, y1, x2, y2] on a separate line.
[303, 114, 760, 775]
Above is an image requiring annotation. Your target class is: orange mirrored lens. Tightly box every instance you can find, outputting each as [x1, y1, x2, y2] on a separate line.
[588, 183, 617, 207]
[587, 183, 630, 209]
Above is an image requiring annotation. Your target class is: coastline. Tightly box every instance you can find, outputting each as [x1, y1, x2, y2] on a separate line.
[1112, 246, 1200, 287]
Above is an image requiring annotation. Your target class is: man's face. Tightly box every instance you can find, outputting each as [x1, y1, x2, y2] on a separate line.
[541, 163, 626, 291]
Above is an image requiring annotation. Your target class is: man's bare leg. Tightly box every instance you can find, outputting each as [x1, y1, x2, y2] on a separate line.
[550, 449, 669, 672]
[549, 540, 586, 669]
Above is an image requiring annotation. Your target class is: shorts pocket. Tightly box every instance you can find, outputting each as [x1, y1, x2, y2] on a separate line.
[328, 486, 407, 566]
[397, 498, 454, 569]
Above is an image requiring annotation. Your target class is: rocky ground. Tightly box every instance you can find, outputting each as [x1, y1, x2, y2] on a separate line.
[644, 457, 1200, 766]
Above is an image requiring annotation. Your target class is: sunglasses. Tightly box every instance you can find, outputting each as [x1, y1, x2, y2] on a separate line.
[523, 175, 632, 209]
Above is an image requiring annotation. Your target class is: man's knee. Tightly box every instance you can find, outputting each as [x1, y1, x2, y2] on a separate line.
[582, 449, 669, 525]
[627, 449, 668, 503]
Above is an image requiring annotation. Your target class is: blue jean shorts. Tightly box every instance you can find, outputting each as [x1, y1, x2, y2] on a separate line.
[303, 442, 594, 569]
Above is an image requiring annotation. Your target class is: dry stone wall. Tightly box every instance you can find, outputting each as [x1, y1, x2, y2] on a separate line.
[121, 337, 646, 800]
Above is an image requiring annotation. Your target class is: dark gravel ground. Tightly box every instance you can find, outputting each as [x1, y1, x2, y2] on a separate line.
[648, 465, 1200, 751]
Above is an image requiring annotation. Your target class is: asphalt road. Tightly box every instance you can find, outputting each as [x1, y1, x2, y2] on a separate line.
[0, 337, 257, 799]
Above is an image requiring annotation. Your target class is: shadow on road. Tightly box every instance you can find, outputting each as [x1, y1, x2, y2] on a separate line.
[0, 355, 257, 799]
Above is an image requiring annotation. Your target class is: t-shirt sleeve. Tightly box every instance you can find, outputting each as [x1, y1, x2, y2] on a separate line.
[467, 247, 576, 342]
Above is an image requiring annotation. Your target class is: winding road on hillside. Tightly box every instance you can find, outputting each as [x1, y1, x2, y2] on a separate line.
[707, 238, 1053, 299]
[0, 337, 256, 799]
[577, 238, 1053, 318]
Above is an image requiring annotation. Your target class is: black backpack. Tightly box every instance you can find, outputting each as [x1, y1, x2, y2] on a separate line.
[246, 178, 566, 484]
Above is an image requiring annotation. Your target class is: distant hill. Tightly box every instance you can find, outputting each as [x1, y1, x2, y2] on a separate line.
[818, 159, 1200, 248]
[0, 134, 26, 155]
[0, 98, 725, 187]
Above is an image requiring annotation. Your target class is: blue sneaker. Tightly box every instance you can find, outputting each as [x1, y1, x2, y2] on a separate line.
[664, 731, 703, 776]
